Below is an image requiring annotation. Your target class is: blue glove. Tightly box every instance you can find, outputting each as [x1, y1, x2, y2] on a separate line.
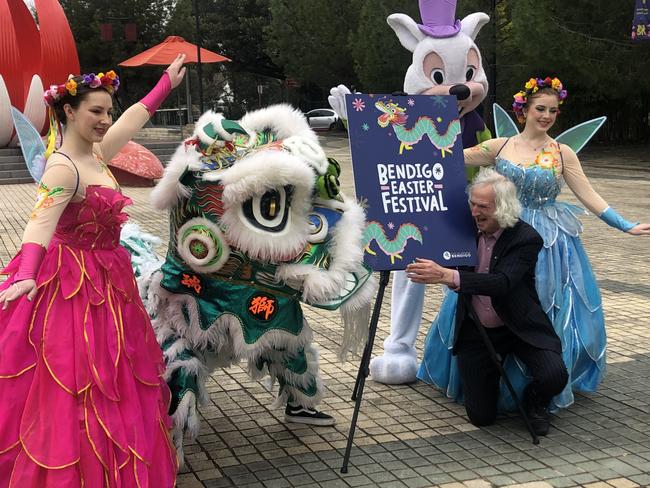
[599, 207, 638, 232]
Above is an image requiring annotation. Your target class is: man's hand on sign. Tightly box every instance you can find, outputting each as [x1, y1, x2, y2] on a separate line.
[406, 258, 455, 287]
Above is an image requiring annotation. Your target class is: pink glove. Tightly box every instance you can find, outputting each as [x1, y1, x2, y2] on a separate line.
[139, 71, 172, 117]
[13, 242, 46, 282]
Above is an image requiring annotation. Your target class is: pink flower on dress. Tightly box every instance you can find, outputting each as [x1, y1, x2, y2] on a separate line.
[86, 187, 132, 229]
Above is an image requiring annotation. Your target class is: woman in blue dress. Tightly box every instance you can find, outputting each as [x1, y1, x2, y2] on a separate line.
[418, 77, 650, 411]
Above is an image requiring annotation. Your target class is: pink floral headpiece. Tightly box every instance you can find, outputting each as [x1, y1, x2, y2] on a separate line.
[512, 76, 567, 124]
[43, 70, 120, 107]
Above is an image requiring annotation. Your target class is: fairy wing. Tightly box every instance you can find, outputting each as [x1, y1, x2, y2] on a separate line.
[10, 106, 46, 182]
[493, 103, 520, 138]
[493, 102, 606, 154]
[555, 116, 606, 154]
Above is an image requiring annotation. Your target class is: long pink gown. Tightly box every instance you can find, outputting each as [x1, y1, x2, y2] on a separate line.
[0, 186, 177, 487]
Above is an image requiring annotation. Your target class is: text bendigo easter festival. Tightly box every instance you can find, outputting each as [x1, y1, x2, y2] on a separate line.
[377, 162, 448, 214]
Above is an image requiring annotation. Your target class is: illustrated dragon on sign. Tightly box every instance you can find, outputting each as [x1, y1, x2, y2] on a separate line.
[362, 221, 423, 264]
[375, 100, 462, 157]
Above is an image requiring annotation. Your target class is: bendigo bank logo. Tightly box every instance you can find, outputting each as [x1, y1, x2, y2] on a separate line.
[248, 293, 278, 321]
[443, 250, 472, 260]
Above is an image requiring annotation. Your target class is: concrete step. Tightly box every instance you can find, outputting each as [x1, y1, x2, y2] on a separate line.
[135, 126, 186, 142]
[138, 141, 180, 166]
[0, 162, 28, 171]
[0, 155, 25, 164]
[150, 151, 176, 159]
[0, 150, 31, 184]
[0, 176, 34, 185]
[138, 141, 180, 150]
[144, 149, 177, 157]
[0, 148, 22, 157]
[0, 169, 32, 180]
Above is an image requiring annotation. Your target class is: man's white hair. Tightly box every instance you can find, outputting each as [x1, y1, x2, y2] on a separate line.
[468, 167, 521, 228]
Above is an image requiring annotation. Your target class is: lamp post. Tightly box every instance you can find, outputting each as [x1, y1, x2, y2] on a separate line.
[487, 0, 498, 133]
[491, 0, 498, 111]
[192, 0, 204, 114]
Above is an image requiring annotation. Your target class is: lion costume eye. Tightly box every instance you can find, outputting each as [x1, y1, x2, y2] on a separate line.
[307, 213, 329, 243]
[242, 185, 293, 232]
[176, 217, 230, 273]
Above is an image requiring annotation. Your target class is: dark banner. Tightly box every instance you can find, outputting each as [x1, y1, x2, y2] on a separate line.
[346, 94, 477, 272]
[632, 0, 650, 41]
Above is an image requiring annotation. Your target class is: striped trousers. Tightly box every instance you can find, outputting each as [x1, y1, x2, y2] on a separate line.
[456, 318, 568, 426]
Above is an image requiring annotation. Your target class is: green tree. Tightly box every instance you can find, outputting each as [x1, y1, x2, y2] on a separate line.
[349, 0, 416, 92]
[503, 0, 650, 142]
[267, 0, 360, 108]
[207, 0, 284, 117]
[61, 0, 175, 109]
[267, 0, 359, 88]
[167, 0, 283, 118]
[59, 0, 650, 142]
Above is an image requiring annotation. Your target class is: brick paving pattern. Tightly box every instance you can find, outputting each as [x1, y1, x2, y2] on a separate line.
[1, 136, 649, 487]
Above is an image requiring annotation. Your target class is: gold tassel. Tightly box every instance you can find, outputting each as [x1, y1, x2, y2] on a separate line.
[44, 107, 58, 159]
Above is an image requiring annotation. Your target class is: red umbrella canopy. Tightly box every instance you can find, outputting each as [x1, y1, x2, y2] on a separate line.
[118, 36, 230, 66]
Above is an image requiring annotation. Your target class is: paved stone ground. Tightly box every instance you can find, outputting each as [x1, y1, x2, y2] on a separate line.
[1, 135, 649, 488]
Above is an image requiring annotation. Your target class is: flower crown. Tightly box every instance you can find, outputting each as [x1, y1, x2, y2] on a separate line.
[512, 76, 568, 123]
[43, 70, 120, 107]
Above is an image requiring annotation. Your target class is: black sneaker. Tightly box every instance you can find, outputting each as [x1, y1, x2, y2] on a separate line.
[284, 405, 336, 426]
[523, 388, 551, 436]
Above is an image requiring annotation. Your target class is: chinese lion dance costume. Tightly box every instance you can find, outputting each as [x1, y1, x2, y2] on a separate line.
[122, 104, 376, 461]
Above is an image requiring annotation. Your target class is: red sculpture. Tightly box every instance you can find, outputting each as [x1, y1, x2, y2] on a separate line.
[1, 1, 164, 185]
[0, 0, 80, 145]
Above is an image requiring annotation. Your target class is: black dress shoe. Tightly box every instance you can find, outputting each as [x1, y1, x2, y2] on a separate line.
[523, 388, 551, 436]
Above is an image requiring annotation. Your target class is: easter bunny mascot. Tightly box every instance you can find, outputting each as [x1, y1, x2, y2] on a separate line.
[329, 0, 491, 384]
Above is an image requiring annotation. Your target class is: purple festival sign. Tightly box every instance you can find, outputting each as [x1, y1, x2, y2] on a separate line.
[632, 0, 650, 41]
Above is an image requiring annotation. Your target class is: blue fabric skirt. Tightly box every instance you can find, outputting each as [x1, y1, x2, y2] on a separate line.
[417, 201, 606, 411]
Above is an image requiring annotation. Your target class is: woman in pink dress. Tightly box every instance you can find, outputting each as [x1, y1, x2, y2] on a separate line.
[0, 55, 186, 487]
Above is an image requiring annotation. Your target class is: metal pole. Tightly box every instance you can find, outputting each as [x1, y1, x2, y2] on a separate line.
[177, 88, 184, 139]
[490, 0, 497, 117]
[185, 66, 193, 124]
[341, 270, 390, 473]
[193, 0, 204, 114]
[469, 310, 539, 445]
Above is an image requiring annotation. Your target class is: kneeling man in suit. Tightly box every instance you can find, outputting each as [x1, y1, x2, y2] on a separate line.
[407, 168, 568, 435]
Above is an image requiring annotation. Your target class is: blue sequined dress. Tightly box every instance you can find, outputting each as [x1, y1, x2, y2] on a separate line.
[417, 157, 606, 411]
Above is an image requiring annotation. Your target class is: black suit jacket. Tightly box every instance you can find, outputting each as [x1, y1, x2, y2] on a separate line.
[452, 220, 562, 354]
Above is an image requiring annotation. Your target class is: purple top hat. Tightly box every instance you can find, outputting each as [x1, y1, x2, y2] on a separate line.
[417, 0, 461, 38]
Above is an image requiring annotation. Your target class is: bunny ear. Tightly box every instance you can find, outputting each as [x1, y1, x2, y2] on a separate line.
[387, 13, 425, 53]
[555, 117, 606, 154]
[460, 12, 490, 41]
[493, 103, 519, 138]
[10, 106, 47, 182]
